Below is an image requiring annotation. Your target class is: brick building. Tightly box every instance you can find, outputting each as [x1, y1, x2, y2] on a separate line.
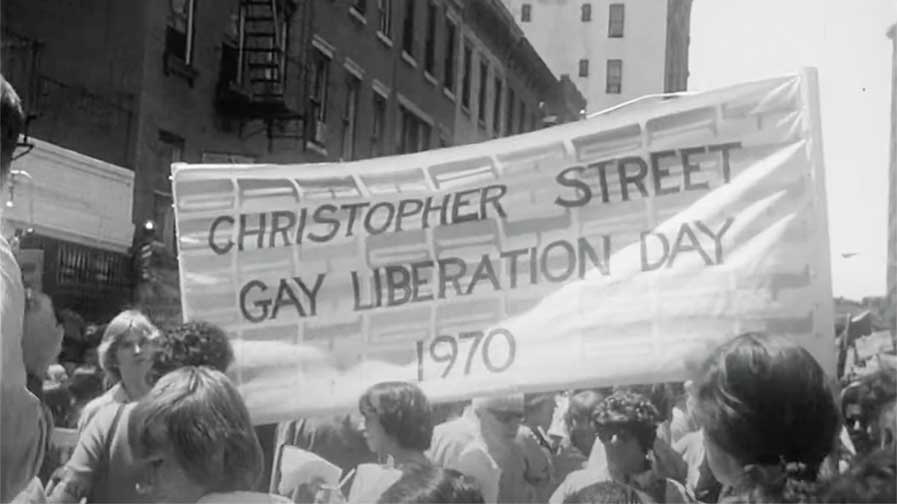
[2, 0, 571, 320]
[502, 0, 693, 113]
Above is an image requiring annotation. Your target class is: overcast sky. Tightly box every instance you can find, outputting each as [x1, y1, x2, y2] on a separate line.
[688, 0, 895, 300]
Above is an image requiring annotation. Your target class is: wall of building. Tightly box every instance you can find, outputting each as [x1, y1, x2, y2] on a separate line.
[504, 0, 672, 113]
[887, 23, 896, 332]
[1, 0, 143, 167]
[453, 0, 553, 146]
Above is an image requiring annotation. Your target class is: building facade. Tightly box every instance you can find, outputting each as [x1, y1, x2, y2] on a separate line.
[887, 23, 896, 333]
[2, 0, 567, 321]
[502, 0, 693, 113]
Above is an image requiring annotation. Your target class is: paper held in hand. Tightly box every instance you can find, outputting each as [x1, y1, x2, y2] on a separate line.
[277, 445, 343, 496]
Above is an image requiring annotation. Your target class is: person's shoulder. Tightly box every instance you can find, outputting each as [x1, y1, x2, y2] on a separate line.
[79, 395, 126, 432]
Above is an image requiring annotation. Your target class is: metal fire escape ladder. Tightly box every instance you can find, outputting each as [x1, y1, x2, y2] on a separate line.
[240, 0, 286, 108]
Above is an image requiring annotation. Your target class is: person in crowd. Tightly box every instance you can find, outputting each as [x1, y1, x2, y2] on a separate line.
[562, 480, 644, 504]
[0, 73, 49, 502]
[345, 381, 436, 502]
[820, 444, 895, 503]
[516, 393, 558, 501]
[550, 390, 690, 504]
[270, 413, 376, 500]
[553, 390, 604, 484]
[304, 381, 436, 504]
[127, 366, 290, 503]
[58, 309, 87, 373]
[64, 365, 105, 428]
[693, 332, 841, 503]
[840, 367, 897, 456]
[47, 320, 234, 503]
[77, 310, 161, 431]
[377, 465, 485, 504]
[22, 290, 65, 400]
[428, 394, 529, 504]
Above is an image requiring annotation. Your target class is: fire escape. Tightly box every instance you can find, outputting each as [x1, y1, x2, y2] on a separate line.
[216, 0, 303, 149]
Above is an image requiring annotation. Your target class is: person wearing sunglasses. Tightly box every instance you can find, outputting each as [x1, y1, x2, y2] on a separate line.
[429, 394, 532, 503]
[550, 390, 690, 503]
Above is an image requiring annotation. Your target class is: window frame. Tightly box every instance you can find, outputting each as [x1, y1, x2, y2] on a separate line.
[402, 0, 416, 57]
[377, 0, 392, 38]
[477, 58, 489, 125]
[461, 42, 472, 110]
[492, 77, 503, 136]
[521, 3, 531, 22]
[608, 3, 625, 38]
[606, 58, 622, 94]
[581, 3, 591, 22]
[424, 1, 438, 75]
[506, 87, 516, 135]
[309, 48, 332, 144]
[578, 58, 589, 77]
[443, 18, 457, 91]
[341, 74, 362, 161]
[371, 92, 387, 157]
[166, 0, 197, 64]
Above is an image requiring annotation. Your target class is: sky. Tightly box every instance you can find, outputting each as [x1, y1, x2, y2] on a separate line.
[688, 0, 895, 300]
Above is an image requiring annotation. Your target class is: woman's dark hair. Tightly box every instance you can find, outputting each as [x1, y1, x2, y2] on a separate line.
[695, 332, 840, 503]
[359, 381, 433, 452]
[821, 444, 896, 503]
[128, 366, 263, 494]
[592, 390, 660, 452]
[377, 466, 484, 504]
[152, 321, 234, 382]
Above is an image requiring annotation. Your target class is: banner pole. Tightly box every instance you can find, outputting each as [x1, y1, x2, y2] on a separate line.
[800, 66, 837, 377]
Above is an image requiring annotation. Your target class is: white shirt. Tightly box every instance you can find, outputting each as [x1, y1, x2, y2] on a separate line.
[427, 411, 501, 504]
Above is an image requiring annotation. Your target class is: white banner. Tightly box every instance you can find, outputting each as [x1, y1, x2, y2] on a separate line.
[172, 71, 834, 423]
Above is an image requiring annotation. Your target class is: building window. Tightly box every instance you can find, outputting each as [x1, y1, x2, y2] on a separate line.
[371, 93, 387, 157]
[352, 0, 367, 15]
[506, 87, 515, 135]
[581, 3, 591, 21]
[399, 106, 431, 154]
[402, 0, 416, 56]
[443, 19, 457, 91]
[377, 0, 392, 36]
[608, 3, 624, 37]
[167, 0, 196, 64]
[341, 75, 361, 161]
[518, 100, 526, 133]
[424, 2, 437, 75]
[461, 42, 472, 109]
[492, 77, 503, 135]
[477, 59, 488, 124]
[521, 3, 531, 22]
[309, 48, 331, 145]
[578, 59, 589, 77]
[606, 58, 622, 93]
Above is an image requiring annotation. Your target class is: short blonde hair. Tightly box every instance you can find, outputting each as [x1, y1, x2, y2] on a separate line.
[97, 310, 160, 383]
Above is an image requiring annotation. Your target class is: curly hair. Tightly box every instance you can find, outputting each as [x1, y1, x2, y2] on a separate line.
[152, 321, 234, 382]
[592, 390, 660, 452]
[695, 332, 840, 503]
[359, 381, 433, 452]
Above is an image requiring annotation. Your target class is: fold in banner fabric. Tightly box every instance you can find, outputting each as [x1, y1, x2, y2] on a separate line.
[172, 70, 834, 423]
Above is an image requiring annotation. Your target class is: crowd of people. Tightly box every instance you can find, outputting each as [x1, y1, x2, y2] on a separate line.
[2, 77, 896, 504]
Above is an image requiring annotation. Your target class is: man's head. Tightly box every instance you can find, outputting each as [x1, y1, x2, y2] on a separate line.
[565, 389, 604, 455]
[22, 290, 64, 377]
[524, 393, 557, 432]
[1, 74, 25, 183]
[472, 393, 525, 442]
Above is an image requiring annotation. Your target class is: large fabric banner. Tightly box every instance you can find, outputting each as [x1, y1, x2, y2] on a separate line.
[172, 71, 834, 423]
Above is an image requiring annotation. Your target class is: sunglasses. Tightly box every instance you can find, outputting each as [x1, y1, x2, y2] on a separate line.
[595, 424, 635, 443]
[488, 409, 525, 424]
